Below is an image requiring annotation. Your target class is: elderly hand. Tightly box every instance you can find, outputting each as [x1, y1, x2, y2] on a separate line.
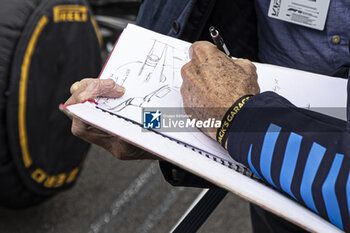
[65, 78, 158, 160]
[180, 41, 260, 140]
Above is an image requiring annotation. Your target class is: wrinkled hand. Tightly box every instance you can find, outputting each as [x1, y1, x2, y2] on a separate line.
[65, 78, 158, 160]
[181, 41, 260, 140]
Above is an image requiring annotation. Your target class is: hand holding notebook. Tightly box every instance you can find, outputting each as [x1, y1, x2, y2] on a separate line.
[64, 78, 157, 160]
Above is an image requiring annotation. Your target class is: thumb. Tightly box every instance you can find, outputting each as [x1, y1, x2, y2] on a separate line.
[234, 58, 257, 77]
[98, 79, 125, 98]
[75, 79, 125, 102]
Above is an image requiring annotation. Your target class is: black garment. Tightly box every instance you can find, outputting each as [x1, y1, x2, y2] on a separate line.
[136, 0, 258, 61]
[185, 0, 258, 61]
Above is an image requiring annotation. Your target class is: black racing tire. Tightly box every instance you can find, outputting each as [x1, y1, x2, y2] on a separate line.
[0, 0, 102, 207]
[0, 0, 45, 209]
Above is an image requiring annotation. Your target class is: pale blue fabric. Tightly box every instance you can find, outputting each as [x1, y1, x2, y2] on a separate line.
[255, 0, 350, 75]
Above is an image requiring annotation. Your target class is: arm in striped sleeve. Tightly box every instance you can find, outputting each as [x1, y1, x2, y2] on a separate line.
[227, 91, 350, 231]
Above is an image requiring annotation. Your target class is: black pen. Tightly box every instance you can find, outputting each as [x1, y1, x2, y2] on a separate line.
[209, 26, 231, 57]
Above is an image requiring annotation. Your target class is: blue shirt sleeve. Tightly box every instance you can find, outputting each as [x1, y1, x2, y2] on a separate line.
[227, 91, 350, 231]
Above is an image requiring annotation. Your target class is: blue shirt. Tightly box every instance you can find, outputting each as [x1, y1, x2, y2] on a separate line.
[255, 0, 350, 75]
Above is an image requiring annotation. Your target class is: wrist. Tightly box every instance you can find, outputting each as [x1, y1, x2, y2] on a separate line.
[216, 95, 253, 148]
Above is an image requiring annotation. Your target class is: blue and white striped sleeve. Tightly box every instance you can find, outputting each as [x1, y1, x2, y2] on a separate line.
[227, 91, 350, 231]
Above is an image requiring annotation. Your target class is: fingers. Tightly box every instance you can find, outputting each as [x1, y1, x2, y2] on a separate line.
[115, 141, 158, 160]
[234, 58, 257, 77]
[78, 79, 125, 100]
[70, 78, 95, 94]
[65, 78, 125, 105]
[71, 118, 89, 139]
[189, 41, 218, 64]
[184, 43, 258, 85]
[181, 61, 198, 84]
[180, 86, 193, 109]
[189, 42, 256, 76]
[181, 61, 202, 101]
[71, 119, 158, 160]
[71, 118, 113, 144]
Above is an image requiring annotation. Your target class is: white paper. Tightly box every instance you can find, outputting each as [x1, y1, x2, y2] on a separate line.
[256, 62, 347, 120]
[96, 24, 347, 165]
[97, 24, 234, 165]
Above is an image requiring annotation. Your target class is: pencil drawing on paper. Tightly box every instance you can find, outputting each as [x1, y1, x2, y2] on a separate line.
[102, 85, 172, 112]
[98, 39, 188, 112]
[272, 78, 282, 93]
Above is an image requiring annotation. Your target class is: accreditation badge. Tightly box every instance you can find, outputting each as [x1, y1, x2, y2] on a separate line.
[268, 0, 330, 30]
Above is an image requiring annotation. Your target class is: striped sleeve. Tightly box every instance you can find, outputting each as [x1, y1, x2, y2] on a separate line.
[227, 91, 350, 231]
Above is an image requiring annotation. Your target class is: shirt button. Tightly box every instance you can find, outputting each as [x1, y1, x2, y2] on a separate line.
[172, 20, 180, 35]
[331, 35, 341, 44]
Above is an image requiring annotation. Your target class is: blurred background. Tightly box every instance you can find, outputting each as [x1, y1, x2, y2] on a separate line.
[0, 0, 252, 232]
[88, 0, 141, 59]
[0, 145, 252, 233]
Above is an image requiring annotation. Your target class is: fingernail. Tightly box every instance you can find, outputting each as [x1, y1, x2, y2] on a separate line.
[104, 79, 115, 88]
[86, 81, 97, 91]
[115, 85, 125, 93]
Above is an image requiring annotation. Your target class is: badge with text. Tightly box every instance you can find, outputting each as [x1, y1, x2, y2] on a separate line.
[268, 0, 330, 31]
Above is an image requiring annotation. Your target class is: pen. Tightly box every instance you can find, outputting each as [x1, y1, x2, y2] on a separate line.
[209, 26, 231, 57]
